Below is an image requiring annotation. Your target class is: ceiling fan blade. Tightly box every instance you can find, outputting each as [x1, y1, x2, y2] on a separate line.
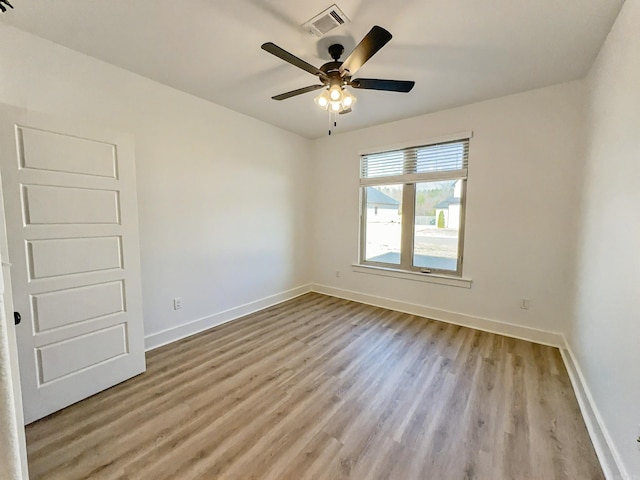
[271, 84, 324, 101]
[339, 108, 352, 115]
[262, 42, 328, 80]
[350, 78, 415, 93]
[340, 26, 392, 76]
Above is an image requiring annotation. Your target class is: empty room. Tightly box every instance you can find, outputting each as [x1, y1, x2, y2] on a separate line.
[0, 0, 638, 479]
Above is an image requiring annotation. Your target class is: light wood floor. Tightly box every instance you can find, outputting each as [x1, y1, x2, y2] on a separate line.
[26, 293, 603, 479]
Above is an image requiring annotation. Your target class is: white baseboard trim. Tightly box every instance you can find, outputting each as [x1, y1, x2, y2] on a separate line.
[560, 339, 628, 480]
[144, 284, 313, 351]
[311, 284, 564, 347]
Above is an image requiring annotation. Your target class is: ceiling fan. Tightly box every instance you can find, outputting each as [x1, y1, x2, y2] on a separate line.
[261, 26, 415, 117]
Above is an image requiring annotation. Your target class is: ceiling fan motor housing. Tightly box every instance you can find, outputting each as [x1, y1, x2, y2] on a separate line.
[328, 44, 344, 61]
[320, 45, 349, 89]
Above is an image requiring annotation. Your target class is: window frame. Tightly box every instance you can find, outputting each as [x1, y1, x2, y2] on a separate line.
[358, 132, 472, 278]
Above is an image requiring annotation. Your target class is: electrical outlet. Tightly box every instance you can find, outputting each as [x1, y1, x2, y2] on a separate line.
[173, 297, 183, 310]
[520, 298, 530, 310]
[335, 270, 341, 278]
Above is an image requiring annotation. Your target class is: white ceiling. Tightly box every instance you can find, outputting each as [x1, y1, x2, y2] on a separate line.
[0, 0, 623, 139]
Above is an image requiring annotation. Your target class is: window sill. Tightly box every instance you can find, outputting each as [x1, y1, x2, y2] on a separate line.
[351, 264, 472, 289]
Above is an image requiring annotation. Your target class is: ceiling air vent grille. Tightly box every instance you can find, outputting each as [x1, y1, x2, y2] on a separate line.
[302, 4, 350, 37]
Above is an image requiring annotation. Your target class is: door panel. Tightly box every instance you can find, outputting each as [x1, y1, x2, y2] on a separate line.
[22, 185, 120, 225]
[0, 107, 145, 424]
[37, 323, 128, 384]
[28, 236, 123, 279]
[32, 281, 125, 332]
[19, 126, 118, 178]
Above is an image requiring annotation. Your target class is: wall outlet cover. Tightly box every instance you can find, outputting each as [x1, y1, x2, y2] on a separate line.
[173, 297, 183, 310]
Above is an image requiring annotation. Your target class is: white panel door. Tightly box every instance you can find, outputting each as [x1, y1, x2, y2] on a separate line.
[0, 106, 146, 424]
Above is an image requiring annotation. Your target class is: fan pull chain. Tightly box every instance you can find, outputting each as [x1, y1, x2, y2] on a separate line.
[328, 111, 339, 136]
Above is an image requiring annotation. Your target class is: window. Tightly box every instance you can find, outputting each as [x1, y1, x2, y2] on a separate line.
[359, 135, 470, 276]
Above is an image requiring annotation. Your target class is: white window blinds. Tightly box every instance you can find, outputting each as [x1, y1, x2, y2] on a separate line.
[360, 138, 469, 186]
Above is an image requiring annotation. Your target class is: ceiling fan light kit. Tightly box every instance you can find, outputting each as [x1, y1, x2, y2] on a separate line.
[314, 84, 357, 113]
[261, 25, 415, 135]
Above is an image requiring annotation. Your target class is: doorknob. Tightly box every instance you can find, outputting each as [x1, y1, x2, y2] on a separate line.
[14, 312, 21, 326]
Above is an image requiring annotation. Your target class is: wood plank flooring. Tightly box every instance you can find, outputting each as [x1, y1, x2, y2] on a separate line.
[25, 293, 604, 479]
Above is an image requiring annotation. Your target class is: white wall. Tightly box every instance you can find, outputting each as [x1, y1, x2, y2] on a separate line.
[311, 81, 585, 336]
[0, 175, 28, 479]
[0, 24, 312, 344]
[0, 290, 26, 479]
[570, 0, 640, 476]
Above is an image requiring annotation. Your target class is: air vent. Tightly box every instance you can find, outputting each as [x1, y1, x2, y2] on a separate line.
[302, 4, 350, 37]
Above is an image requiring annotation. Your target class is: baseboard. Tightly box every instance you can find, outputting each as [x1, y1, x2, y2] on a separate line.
[311, 284, 564, 347]
[145, 283, 564, 351]
[560, 339, 628, 480]
[144, 284, 313, 351]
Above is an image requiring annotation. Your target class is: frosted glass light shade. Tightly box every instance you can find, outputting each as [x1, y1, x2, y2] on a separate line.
[329, 86, 342, 101]
[314, 91, 331, 110]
